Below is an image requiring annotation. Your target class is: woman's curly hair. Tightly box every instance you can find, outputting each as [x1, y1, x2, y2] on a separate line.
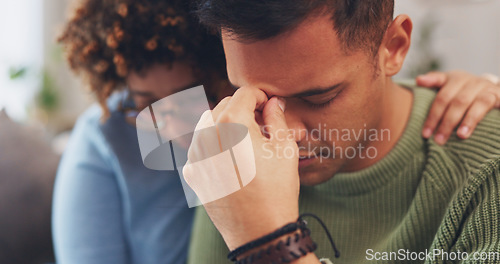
[59, 0, 227, 118]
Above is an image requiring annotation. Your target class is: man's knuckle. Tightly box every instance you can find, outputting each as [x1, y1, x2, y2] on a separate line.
[478, 94, 496, 105]
[452, 97, 469, 108]
[435, 94, 451, 105]
[220, 96, 232, 104]
[217, 112, 235, 123]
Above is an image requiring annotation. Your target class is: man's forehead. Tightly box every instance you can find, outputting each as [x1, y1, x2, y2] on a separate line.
[221, 14, 352, 96]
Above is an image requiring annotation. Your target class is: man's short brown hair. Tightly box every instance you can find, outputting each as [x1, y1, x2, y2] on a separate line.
[196, 0, 394, 55]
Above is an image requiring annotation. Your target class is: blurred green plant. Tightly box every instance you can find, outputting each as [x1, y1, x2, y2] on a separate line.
[7, 66, 59, 113]
[9, 66, 28, 80]
[38, 70, 59, 112]
[408, 14, 442, 78]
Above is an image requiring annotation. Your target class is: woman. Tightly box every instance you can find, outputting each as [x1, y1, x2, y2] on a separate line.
[52, 0, 500, 263]
[52, 1, 231, 263]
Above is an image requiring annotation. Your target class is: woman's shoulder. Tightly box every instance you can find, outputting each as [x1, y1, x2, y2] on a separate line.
[75, 90, 128, 131]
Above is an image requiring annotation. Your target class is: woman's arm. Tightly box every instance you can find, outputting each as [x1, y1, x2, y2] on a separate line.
[52, 110, 130, 264]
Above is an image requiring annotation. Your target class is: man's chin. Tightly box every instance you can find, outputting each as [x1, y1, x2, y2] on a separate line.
[298, 169, 335, 186]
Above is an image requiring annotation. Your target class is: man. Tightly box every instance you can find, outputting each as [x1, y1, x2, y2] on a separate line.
[186, 0, 500, 263]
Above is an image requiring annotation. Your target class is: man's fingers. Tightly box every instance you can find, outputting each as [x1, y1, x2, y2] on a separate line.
[422, 78, 468, 138]
[433, 86, 480, 145]
[228, 87, 268, 113]
[217, 87, 269, 132]
[211, 96, 232, 122]
[422, 92, 453, 138]
[261, 97, 289, 143]
[458, 92, 497, 139]
[416, 72, 447, 88]
[432, 80, 489, 144]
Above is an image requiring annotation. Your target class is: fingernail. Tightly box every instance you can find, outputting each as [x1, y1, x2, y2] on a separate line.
[277, 97, 286, 112]
[458, 126, 470, 138]
[422, 128, 432, 138]
[435, 134, 445, 145]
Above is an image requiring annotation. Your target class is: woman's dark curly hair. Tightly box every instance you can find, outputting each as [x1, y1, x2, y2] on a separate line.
[59, 0, 227, 118]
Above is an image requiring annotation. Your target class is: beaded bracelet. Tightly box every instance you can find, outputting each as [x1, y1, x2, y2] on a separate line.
[235, 227, 317, 264]
[228, 221, 307, 261]
[228, 213, 340, 263]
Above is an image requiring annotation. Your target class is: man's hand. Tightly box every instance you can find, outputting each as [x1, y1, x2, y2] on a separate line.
[184, 87, 301, 251]
[417, 70, 500, 145]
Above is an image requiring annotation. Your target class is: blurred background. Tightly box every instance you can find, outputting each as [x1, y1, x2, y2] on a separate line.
[0, 0, 499, 263]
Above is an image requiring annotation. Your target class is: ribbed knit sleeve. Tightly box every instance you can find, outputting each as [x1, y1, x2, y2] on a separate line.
[426, 107, 500, 264]
[426, 159, 500, 264]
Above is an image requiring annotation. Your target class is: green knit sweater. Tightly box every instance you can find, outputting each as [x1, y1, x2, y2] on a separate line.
[187, 85, 500, 264]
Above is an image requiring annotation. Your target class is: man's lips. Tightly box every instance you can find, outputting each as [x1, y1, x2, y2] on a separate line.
[298, 153, 318, 168]
[299, 150, 323, 159]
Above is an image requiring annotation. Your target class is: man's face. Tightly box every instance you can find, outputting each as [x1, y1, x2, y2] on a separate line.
[223, 14, 389, 185]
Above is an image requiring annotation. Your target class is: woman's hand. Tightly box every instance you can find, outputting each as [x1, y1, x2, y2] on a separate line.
[417, 71, 500, 145]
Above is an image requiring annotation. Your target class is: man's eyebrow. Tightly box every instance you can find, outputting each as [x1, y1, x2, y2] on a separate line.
[288, 83, 343, 98]
[228, 82, 343, 98]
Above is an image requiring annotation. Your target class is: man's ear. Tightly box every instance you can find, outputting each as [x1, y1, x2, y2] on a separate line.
[379, 15, 413, 77]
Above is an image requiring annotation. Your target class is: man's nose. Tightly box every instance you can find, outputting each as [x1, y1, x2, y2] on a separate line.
[285, 112, 307, 143]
